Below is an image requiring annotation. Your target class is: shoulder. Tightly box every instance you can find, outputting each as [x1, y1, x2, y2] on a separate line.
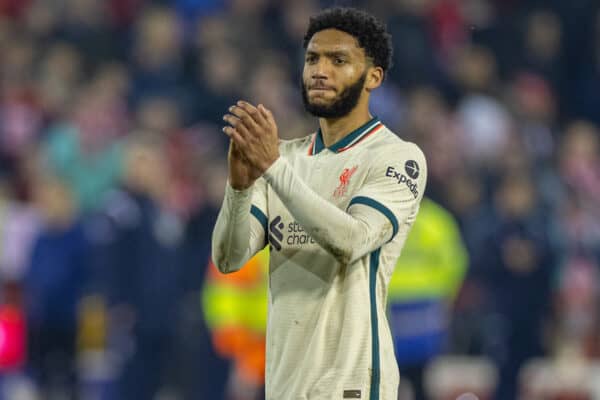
[370, 127, 426, 166]
[278, 134, 314, 155]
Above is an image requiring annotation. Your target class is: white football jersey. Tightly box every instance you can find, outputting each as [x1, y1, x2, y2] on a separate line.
[213, 117, 427, 400]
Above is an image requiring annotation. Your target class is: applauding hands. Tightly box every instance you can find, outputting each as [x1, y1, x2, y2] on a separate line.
[223, 101, 280, 190]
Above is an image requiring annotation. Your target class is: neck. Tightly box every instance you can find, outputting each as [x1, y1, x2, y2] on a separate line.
[319, 102, 372, 147]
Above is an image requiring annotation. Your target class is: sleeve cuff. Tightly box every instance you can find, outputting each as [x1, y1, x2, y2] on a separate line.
[224, 181, 254, 211]
[263, 156, 287, 185]
[226, 181, 253, 197]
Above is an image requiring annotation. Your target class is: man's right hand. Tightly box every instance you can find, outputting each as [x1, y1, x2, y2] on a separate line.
[228, 140, 261, 190]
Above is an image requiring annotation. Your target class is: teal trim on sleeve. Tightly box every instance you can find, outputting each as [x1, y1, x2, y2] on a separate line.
[250, 205, 268, 232]
[369, 249, 381, 400]
[347, 196, 399, 240]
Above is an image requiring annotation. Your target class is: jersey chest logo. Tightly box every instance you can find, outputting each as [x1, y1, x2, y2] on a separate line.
[334, 165, 358, 198]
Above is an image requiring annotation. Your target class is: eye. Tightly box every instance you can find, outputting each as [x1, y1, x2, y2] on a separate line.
[333, 57, 347, 65]
[306, 54, 317, 64]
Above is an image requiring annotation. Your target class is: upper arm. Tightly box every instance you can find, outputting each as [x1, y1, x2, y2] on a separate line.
[347, 143, 427, 243]
[249, 176, 269, 249]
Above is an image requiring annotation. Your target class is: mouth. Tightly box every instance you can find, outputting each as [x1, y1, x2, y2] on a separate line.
[308, 86, 336, 97]
[309, 82, 335, 91]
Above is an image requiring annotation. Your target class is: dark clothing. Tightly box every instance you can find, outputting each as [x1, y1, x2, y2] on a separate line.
[478, 212, 555, 400]
[100, 189, 183, 334]
[93, 188, 184, 399]
[25, 222, 89, 328]
[25, 221, 90, 399]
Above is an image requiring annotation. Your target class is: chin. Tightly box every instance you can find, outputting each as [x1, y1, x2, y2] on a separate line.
[309, 97, 333, 106]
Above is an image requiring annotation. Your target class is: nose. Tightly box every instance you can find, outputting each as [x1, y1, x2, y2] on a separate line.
[310, 59, 329, 80]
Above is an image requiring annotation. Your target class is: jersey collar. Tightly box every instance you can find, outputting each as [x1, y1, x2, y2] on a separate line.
[308, 116, 383, 155]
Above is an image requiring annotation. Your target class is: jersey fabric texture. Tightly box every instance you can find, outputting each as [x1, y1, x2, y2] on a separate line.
[212, 117, 427, 400]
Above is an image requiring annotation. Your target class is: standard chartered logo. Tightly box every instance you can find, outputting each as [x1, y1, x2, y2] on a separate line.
[268, 217, 316, 251]
[286, 221, 316, 246]
[268, 216, 284, 251]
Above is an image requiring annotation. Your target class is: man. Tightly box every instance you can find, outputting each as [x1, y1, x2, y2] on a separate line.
[212, 7, 427, 400]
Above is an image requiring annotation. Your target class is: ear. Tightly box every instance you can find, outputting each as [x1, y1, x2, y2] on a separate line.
[365, 66, 384, 92]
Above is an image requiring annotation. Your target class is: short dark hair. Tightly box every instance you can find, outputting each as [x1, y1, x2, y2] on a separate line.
[303, 7, 393, 76]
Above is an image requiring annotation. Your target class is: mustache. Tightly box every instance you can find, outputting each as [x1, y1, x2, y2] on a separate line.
[307, 83, 336, 91]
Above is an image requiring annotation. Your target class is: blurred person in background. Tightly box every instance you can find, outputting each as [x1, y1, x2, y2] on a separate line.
[176, 154, 231, 399]
[43, 77, 127, 212]
[550, 121, 600, 362]
[58, 0, 119, 69]
[25, 172, 89, 400]
[130, 6, 187, 108]
[507, 73, 557, 170]
[92, 133, 185, 400]
[479, 173, 556, 400]
[35, 42, 83, 124]
[188, 38, 245, 128]
[385, 0, 441, 90]
[203, 249, 269, 400]
[401, 87, 464, 204]
[388, 197, 468, 400]
[571, 6, 600, 126]
[519, 9, 563, 94]
[0, 158, 39, 399]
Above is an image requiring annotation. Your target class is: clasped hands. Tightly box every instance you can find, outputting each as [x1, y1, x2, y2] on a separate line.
[223, 101, 280, 190]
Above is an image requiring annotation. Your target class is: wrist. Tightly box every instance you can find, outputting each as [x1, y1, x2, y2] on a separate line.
[229, 180, 254, 191]
[226, 181, 254, 198]
[263, 156, 286, 185]
[229, 182, 252, 192]
[260, 154, 280, 174]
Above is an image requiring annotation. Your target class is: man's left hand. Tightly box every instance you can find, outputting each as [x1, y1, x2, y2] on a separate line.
[222, 101, 280, 174]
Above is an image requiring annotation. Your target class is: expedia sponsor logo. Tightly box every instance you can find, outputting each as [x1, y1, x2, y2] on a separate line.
[386, 166, 419, 198]
[404, 160, 420, 179]
[268, 217, 316, 251]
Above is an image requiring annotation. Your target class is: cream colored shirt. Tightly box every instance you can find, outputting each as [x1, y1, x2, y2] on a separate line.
[212, 117, 427, 400]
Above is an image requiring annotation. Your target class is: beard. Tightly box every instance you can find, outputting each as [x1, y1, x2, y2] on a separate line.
[302, 72, 367, 118]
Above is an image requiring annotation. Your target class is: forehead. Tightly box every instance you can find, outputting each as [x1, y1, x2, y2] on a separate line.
[306, 29, 366, 58]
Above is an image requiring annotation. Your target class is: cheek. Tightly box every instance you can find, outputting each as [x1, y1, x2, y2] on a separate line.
[342, 66, 361, 81]
[302, 66, 311, 83]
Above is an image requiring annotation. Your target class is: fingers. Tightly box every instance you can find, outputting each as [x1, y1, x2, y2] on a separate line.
[223, 111, 253, 140]
[258, 104, 275, 128]
[222, 100, 276, 161]
[231, 101, 269, 129]
[222, 125, 247, 147]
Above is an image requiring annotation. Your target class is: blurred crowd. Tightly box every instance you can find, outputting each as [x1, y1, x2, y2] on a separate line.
[0, 0, 598, 399]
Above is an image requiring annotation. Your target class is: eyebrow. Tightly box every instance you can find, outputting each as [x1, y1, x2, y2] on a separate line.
[306, 50, 352, 58]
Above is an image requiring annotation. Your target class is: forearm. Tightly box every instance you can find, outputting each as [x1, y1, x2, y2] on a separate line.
[263, 157, 392, 265]
[211, 183, 265, 273]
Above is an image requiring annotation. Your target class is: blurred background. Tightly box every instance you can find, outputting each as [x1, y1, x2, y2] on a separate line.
[0, 0, 597, 399]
